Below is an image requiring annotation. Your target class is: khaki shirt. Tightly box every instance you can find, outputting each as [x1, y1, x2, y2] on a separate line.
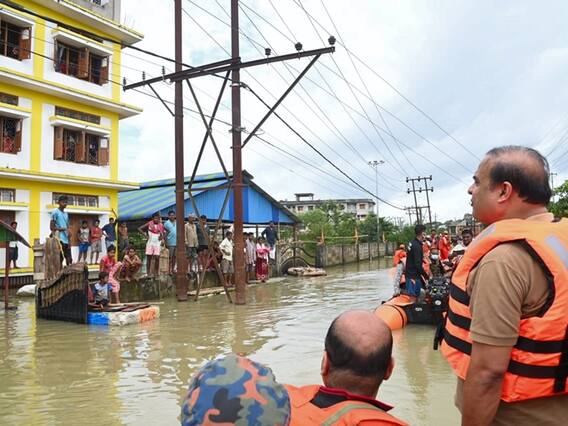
[455, 212, 568, 425]
[184, 222, 198, 248]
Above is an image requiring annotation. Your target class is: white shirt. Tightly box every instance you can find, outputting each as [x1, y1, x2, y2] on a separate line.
[219, 238, 234, 262]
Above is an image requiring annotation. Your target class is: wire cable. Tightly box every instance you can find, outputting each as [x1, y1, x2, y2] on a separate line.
[289, 0, 480, 161]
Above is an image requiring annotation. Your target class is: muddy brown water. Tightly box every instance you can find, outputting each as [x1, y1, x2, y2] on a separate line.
[0, 261, 459, 425]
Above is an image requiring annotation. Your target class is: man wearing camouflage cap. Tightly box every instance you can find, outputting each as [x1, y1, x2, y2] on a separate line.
[181, 354, 290, 425]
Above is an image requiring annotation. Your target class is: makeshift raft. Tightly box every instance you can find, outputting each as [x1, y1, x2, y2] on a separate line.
[287, 266, 327, 277]
[88, 304, 159, 326]
[36, 263, 159, 326]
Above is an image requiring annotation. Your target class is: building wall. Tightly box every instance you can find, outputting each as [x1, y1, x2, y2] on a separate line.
[0, 177, 117, 269]
[0, 1, 134, 273]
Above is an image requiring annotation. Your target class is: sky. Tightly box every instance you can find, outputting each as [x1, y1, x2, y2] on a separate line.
[117, 0, 568, 223]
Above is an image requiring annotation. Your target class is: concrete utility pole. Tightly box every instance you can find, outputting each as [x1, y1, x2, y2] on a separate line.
[124, 0, 334, 305]
[406, 176, 434, 228]
[231, 0, 246, 305]
[174, 0, 188, 300]
[368, 160, 384, 248]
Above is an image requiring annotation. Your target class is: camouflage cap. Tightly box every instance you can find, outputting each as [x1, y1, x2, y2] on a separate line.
[181, 354, 290, 426]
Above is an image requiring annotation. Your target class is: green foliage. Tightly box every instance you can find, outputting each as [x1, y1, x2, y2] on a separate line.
[391, 225, 416, 246]
[298, 202, 401, 244]
[550, 180, 568, 218]
[359, 214, 398, 242]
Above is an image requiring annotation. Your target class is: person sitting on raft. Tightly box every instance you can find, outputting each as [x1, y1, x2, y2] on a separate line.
[285, 310, 408, 425]
[93, 271, 110, 308]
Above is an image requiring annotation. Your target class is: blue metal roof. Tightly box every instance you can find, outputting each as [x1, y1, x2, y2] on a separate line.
[118, 172, 298, 224]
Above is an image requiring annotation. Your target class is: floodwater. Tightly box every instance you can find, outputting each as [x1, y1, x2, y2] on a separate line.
[0, 261, 459, 425]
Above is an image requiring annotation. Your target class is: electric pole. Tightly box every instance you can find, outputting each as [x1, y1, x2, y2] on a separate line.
[231, 0, 246, 305]
[368, 160, 384, 249]
[174, 0, 188, 300]
[406, 176, 434, 228]
[124, 0, 334, 305]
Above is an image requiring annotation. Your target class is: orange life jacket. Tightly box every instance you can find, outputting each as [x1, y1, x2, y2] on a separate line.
[285, 384, 408, 426]
[440, 218, 568, 402]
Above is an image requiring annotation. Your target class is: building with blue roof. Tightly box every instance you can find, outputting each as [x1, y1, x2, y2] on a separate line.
[118, 171, 299, 225]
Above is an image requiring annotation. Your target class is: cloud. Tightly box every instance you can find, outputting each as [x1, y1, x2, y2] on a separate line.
[118, 0, 568, 222]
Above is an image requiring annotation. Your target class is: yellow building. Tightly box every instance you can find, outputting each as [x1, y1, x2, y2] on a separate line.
[0, 0, 142, 274]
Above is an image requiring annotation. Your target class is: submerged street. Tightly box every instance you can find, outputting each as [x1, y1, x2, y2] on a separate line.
[0, 262, 458, 425]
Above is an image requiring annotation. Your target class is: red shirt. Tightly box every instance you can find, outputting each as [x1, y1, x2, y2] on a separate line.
[100, 255, 116, 273]
[438, 236, 450, 261]
[90, 226, 102, 242]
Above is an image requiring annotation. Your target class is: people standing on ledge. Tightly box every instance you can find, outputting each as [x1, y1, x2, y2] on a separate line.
[261, 221, 279, 260]
[50, 195, 72, 267]
[102, 217, 116, 252]
[138, 213, 165, 278]
[8, 221, 19, 269]
[90, 219, 103, 265]
[219, 231, 234, 287]
[164, 211, 177, 275]
[439, 145, 568, 425]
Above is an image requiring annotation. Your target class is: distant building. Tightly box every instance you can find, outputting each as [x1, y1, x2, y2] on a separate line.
[280, 193, 376, 221]
[0, 0, 142, 272]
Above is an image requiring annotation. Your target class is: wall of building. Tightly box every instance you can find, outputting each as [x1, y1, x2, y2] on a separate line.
[0, 1, 134, 274]
[0, 177, 117, 271]
[69, 0, 121, 21]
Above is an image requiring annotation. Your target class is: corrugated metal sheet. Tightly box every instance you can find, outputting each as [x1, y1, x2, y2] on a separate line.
[119, 172, 298, 224]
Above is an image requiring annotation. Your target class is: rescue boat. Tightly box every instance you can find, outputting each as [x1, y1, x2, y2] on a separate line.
[375, 276, 450, 330]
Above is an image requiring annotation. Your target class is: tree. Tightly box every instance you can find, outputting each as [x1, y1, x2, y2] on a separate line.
[550, 180, 568, 218]
[359, 214, 398, 242]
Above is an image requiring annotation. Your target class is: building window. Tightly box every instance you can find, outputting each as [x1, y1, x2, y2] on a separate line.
[55, 106, 100, 125]
[54, 41, 108, 85]
[307, 205, 314, 211]
[358, 203, 367, 209]
[0, 116, 22, 154]
[0, 188, 15, 202]
[297, 205, 304, 212]
[53, 193, 98, 207]
[0, 21, 31, 60]
[0, 92, 18, 106]
[53, 127, 109, 166]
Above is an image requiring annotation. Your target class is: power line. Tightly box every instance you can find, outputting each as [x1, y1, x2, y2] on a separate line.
[237, 0, 472, 177]
[309, 0, 419, 176]
[276, 0, 408, 176]
[235, 3, 404, 188]
[289, 0, 480, 162]
[184, 0, 399, 190]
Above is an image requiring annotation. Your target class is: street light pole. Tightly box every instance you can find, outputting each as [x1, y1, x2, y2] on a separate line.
[368, 160, 384, 256]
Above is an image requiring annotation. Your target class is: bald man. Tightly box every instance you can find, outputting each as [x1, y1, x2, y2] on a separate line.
[285, 310, 408, 425]
[439, 146, 568, 426]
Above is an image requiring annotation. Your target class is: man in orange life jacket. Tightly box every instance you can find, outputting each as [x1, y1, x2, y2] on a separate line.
[440, 146, 568, 425]
[286, 310, 408, 425]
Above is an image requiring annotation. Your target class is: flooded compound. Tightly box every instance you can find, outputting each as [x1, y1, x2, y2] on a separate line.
[0, 262, 459, 425]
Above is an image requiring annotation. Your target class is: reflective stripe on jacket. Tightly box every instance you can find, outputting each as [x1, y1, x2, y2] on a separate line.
[441, 218, 568, 402]
[285, 384, 408, 425]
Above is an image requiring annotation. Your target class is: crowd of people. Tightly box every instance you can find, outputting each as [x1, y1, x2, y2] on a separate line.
[391, 224, 474, 299]
[48, 196, 279, 294]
